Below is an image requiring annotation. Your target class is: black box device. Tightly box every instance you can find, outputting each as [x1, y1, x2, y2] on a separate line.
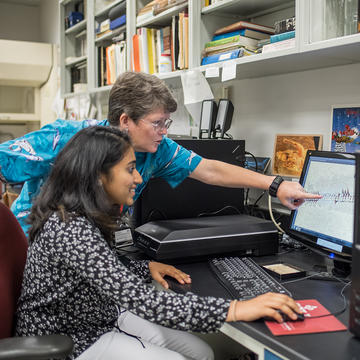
[134, 214, 278, 261]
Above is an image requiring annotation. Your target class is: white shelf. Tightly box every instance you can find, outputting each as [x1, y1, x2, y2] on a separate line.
[95, 25, 126, 43]
[65, 19, 87, 35]
[137, 3, 188, 27]
[302, 32, 360, 55]
[202, 0, 294, 18]
[95, 0, 125, 18]
[90, 85, 113, 93]
[59, 0, 360, 98]
[65, 55, 88, 67]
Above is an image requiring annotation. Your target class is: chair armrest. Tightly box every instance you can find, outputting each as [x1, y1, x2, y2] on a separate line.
[0, 334, 73, 360]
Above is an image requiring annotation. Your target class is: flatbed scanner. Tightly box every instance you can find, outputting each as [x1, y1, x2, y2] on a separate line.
[134, 214, 278, 261]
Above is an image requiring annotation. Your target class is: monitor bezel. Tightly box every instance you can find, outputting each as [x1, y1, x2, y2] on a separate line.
[287, 150, 355, 260]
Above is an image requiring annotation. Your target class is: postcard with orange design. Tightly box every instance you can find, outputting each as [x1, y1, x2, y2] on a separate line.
[273, 134, 323, 177]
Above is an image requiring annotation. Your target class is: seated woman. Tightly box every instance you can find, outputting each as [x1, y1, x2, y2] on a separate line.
[16, 126, 301, 360]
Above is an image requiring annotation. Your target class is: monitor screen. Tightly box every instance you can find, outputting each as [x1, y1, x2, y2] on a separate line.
[132, 139, 245, 227]
[288, 150, 356, 259]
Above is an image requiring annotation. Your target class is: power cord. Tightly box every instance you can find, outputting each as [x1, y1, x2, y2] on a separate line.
[268, 194, 286, 234]
[281, 277, 351, 320]
[197, 205, 241, 217]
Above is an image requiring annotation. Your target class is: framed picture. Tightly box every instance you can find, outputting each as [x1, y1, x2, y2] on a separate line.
[331, 105, 360, 153]
[273, 134, 323, 177]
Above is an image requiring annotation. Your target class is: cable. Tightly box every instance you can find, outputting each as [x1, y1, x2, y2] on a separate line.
[146, 208, 167, 222]
[282, 275, 350, 319]
[197, 205, 241, 217]
[268, 194, 286, 234]
[244, 151, 258, 173]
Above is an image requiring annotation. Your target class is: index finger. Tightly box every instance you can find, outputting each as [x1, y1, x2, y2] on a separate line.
[297, 192, 322, 200]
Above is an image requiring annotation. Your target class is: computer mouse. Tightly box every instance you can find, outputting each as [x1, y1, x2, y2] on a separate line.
[279, 311, 305, 322]
[264, 311, 305, 322]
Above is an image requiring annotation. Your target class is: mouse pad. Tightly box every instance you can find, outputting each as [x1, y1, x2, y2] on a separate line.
[265, 299, 346, 335]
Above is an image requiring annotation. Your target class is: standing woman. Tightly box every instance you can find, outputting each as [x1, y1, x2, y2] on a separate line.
[0, 71, 320, 235]
[16, 126, 301, 360]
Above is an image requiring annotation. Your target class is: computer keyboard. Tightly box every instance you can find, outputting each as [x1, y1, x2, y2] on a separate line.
[208, 257, 292, 300]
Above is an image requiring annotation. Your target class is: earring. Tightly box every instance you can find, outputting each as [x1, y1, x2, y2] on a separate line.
[124, 128, 128, 134]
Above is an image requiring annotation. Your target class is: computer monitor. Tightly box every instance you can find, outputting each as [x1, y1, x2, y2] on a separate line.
[287, 150, 355, 263]
[132, 139, 245, 227]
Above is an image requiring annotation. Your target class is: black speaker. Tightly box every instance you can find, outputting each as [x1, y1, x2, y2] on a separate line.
[214, 99, 234, 138]
[349, 153, 360, 337]
[199, 100, 217, 139]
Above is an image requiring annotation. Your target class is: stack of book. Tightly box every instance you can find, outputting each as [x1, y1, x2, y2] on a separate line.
[262, 16, 295, 54]
[132, 10, 188, 74]
[96, 2, 126, 39]
[137, 0, 187, 23]
[201, 20, 273, 65]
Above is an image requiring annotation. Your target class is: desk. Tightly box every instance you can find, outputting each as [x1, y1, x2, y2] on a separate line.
[167, 249, 360, 360]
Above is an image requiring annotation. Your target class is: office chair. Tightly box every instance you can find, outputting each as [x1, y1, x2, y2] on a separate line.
[0, 201, 73, 359]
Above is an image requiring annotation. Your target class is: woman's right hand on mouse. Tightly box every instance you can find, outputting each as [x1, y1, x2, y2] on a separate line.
[226, 293, 301, 323]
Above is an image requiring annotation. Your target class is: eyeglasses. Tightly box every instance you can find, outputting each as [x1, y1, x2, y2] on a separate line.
[140, 118, 173, 131]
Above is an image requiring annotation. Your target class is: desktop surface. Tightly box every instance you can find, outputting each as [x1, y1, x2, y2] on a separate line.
[168, 248, 357, 360]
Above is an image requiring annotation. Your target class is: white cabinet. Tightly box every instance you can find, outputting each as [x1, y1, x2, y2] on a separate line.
[59, 0, 360, 96]
[0, 86, 40, 122]
[0, 39, 52, 123]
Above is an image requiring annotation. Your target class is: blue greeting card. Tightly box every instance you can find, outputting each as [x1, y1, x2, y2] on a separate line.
[331, 106, 360, 153]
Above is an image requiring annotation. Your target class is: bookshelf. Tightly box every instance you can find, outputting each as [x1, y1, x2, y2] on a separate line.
[59, 0, 360, 98]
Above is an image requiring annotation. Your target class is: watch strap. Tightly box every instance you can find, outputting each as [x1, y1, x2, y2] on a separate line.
[269, 175, 284, 197]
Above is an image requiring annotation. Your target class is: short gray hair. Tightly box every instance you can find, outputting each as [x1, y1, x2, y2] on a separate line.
[108, 71, 177, 127]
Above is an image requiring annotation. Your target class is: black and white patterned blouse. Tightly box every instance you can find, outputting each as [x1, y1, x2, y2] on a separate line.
[15, 213, 230, 359]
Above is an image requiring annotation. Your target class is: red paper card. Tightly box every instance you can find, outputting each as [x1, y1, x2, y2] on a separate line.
[265, 299, 347, 335]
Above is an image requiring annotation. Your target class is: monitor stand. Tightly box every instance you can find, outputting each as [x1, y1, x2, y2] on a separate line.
[332, 260, 351, 278]
[311, 259, 351, 280]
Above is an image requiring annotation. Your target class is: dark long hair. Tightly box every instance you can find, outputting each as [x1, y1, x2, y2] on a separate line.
[28, 126, 132, 244]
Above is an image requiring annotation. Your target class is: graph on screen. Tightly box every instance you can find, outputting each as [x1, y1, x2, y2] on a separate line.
[293, 158, 355, 245]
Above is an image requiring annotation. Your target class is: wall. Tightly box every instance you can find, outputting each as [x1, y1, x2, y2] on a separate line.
[228, 62, 360, 157]
[0, 1, 40, 42]
[39, 0, 59, 44]
[0, 0, 59, 44]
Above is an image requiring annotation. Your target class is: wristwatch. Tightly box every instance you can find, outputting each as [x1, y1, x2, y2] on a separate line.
[269, 175, 284, 197]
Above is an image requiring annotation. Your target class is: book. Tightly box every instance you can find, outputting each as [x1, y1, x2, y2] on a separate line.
[171, 15, 180, 71]
[270, 30, 295, 43]
[204, 43, 255, 57]
[265, 299, 347, 336]
[162, 26, 171, 55]
[201, 48, 244, 66]
[178, 11, 184, 69]
[214, 20, 274, 36]
[110, 14, 126, 31]
[206, 34, 247, 48]
[184, 14, 189, 69]
[132, 34, 141, 72]
[261, 38, 295, 54]
[138, 27, 149, 73]
[274, 16, 296, 34]
[212, 29, 271, 41]
[205, 35, 258, 53]
[147, 28, 156, 74]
